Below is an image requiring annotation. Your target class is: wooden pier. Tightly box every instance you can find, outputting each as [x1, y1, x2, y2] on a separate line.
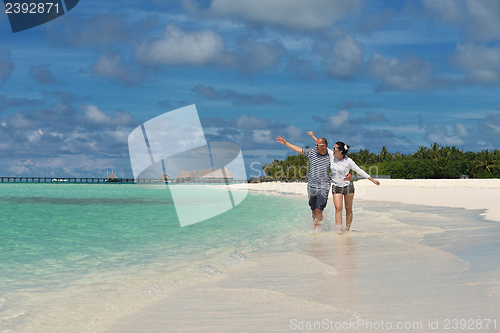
[0, 177, 249, 184]
[0, 177, 135, 183]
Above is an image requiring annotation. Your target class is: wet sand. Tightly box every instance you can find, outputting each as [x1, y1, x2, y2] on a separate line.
[105, 180, 500, 332]
[229, 179, 500, 222]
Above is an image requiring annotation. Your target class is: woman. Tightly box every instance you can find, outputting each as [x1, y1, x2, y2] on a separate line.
[309, 132, 380, 234]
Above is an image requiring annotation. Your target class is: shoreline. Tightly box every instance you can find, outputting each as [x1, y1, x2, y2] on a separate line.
[105, 179, 500, 332]
[5, 181, 498, 332]
[229, 179, 500, 223]
[0, 185, 308, 333]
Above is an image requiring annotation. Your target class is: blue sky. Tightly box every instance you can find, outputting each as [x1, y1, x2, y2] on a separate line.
[1, 0, 499, 178]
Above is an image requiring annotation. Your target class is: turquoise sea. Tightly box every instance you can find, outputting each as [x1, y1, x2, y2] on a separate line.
[0, 183, 308, 331]
[2, 183, 499, 332]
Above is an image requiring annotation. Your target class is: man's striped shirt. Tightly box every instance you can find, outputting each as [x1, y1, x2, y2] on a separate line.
[302, 148, 331, 189]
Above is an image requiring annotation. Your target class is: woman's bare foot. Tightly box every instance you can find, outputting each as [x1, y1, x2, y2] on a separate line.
[335, 223, 343, 235]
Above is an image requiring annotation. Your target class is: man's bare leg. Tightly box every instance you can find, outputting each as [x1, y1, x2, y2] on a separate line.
[312, 208, 322, 234]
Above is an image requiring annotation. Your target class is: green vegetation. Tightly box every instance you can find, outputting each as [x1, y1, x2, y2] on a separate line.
[262, 151, 310, 181]
[262, 143, 500, 180]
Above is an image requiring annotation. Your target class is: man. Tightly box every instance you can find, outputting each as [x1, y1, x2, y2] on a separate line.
[276, 135, 331, 234]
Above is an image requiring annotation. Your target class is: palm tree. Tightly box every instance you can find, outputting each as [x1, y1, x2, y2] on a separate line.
[429, 143, 441, 161]
[414, 145, 429, 160]
[357, 148, 371, 164]
[379, 146, 391, 162]
[476, 150, 496, 173]
[465, 160, 478, 178]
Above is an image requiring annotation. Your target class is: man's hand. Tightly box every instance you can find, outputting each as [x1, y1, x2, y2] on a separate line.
[277, 136, 303, 154]
[276, 136, 287, 145]
[308, 131, 318, 141]
[344, 173, 352, 181]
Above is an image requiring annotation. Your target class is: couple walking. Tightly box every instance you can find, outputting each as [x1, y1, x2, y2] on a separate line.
[276, 132, 380, 235]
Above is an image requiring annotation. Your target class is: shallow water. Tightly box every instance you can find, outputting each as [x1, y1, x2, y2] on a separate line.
[0, 183, 309, 332]
[106, 198, 500, 333]
[2, 184, 499, 332]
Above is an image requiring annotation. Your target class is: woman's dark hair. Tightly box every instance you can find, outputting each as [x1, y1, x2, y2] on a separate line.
[335, 141, 350, 156]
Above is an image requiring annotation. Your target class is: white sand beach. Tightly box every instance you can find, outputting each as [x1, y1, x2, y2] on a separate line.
[105, 179, 500, 333]
[230, 179, 500, 222]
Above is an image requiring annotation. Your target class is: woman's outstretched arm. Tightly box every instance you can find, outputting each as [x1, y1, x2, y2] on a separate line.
[349, 160, 380, 186]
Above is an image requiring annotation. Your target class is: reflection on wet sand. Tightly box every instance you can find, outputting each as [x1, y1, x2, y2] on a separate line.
[304, 234, 358, 311]
[106, 198, 500, 332]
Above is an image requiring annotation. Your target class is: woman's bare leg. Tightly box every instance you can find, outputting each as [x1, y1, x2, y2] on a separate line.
[344, 194, 354, 231]
[333, 194, 344, 234]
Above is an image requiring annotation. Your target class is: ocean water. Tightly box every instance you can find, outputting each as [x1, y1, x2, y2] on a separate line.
[2, 183, 499, 332]
[0, 183, 309, 332]
[105, 197, 500, 332]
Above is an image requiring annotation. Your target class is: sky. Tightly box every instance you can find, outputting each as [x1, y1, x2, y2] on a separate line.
[0, 0, 499, 178]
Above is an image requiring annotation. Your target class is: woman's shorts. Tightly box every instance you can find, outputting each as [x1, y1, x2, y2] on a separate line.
[332, 182, 355, 195]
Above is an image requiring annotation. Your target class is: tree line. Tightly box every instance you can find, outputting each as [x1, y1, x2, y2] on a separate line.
[261, 143, 500, 180]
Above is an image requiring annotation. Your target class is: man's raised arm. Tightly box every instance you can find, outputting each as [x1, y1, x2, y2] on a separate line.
[308, 131, 318, 142]
[276, 136, 303, 154]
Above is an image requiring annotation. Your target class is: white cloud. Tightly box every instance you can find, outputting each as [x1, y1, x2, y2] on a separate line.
[454, 122, 470, 138]
[206, 0, 363, 31]
[367, 53, 446, 91]
[202, 114, 310, 150]
[81, 104, 109, 124]
[135, 23, 285, 73]
[424, 125, 464, 146]
[192, 84, 283, 105]
[92, 52, 143, 85]
[323, 30, 364, 79]
[79, 104, 134, 127]
[451, 43, 500, 85]
[422, 0, 462, 24]
[284, 125, 302, 142]
[235, 115, 271, 129]
[4, 111, 38, 130]
[464, 0, 500, 42]
[327, 110, 350, 128]
[478, 113, 500, 135]
[0, 100, 138, 176]
[47, 14, 130, 48]
[482, 123, 500, 135]
[0, 49, 14, 86]
[105, 129, 130, 145]
[423, 0, 500, 42]
[29, 64, 60, 85]
[27, 130, 42, 143]
[233, 40, 286, 73]
[136, 23, 227, 67]
[0, 155, 130, 178]
[252, 130, 273, 144]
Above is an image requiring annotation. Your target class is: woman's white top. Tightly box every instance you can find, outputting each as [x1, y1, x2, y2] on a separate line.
[327, 149, 370, 187]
